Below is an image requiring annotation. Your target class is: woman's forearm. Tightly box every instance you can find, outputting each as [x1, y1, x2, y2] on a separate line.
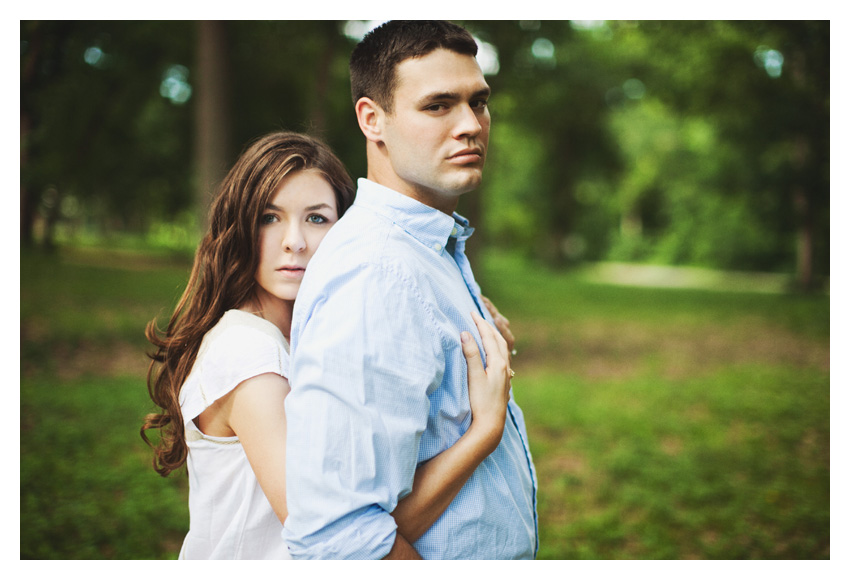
[390, 424, 501, 542]
[390, 314, 512, 543]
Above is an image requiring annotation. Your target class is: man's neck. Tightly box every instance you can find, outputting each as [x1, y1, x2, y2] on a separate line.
[365, 170, 459, 216]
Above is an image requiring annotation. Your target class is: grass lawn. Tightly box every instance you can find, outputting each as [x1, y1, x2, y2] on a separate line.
[20, 247, 830, 559]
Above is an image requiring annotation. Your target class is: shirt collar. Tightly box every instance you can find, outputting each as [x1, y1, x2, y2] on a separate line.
[354, 179, 475, 254]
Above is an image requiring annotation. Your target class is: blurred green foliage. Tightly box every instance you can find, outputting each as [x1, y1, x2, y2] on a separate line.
[20, 20, 829, 289]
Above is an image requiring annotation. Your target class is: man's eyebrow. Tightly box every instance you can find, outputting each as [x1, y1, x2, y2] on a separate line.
[472, 87, 492, 99]
[417, 87, 491, 104]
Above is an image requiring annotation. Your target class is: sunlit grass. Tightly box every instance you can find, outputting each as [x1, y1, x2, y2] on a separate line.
[20, 246, 829, 559]
[480, 249, 829, 559]
[21, 247, 191, 559]
[20, 375, 189, 559]
[516, 367, 829, 559]
[478, 251, 828, 339]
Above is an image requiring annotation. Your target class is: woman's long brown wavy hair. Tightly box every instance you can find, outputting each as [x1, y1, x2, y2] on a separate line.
[141, 132, 355, 477]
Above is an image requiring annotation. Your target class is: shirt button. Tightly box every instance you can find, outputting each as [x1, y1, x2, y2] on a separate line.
[451, 227, 458, 236]
[432, 242, 442, 252]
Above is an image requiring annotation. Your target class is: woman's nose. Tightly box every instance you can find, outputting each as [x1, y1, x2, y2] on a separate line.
[282, 227, 306, 252]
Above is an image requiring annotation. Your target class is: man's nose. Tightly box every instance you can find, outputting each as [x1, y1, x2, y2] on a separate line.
[454, 104, 483, 139]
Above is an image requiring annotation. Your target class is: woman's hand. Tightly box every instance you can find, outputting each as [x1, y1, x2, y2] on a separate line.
[461, 311, 512, 455]
[481, 296, 515, 354]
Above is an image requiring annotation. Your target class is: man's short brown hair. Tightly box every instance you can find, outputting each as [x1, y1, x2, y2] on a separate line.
[349, 20, 479, 114]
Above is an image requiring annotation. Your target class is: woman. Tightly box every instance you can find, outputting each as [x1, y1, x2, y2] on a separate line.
[141, 131, 514, 559]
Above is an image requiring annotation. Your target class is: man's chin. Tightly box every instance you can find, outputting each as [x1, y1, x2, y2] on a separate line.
[445, 169, 483, 194]
[455, 177, 483, 195]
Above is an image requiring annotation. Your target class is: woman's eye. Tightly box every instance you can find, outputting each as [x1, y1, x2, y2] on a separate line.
[261, 213, 277, 225]
[307, 214, 328, 224]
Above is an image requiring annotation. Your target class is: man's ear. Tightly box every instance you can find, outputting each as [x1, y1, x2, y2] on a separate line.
[355, 97, 385, 143]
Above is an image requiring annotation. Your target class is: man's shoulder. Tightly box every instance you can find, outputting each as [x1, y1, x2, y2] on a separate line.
[322, 205, 390, 251]
[311, 206, 423, 274]
[297, 217, 438, 319]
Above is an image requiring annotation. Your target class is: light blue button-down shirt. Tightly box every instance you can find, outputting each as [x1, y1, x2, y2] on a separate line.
[283, 179, 538, 559]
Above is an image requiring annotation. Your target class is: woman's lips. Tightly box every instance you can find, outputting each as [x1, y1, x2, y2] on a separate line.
[277, 266, 305, 278]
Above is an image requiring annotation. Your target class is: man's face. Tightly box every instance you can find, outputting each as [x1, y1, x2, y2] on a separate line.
[379, 48, 491, 213]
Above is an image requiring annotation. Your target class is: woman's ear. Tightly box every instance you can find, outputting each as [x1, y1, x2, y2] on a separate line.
[354, 97, 384, 144]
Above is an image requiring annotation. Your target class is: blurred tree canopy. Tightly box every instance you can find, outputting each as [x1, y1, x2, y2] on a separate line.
[20, 20, 829, 290]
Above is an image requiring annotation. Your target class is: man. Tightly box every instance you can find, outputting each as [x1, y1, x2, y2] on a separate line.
[283, 20, 538, 559]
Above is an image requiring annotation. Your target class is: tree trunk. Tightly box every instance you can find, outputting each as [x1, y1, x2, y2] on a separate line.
[21, 113, 34, 247]
[309, 21, 339, 136]
[20, 22, 44, 247]
[194, 21, 232, 233]
[793, 184, 813, 293]
[787, 43, 817, 293]
[792, 134, 814, 293]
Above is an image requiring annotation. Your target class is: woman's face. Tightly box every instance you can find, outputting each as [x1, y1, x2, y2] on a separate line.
[254, 170, 339, 303]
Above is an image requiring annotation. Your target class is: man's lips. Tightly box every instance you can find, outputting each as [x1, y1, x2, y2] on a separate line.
[448, 148, 484, 164]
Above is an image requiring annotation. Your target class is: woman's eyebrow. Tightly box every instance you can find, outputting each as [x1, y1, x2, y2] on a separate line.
[305, 203, 333, 212]
[265, 203, 333, 212]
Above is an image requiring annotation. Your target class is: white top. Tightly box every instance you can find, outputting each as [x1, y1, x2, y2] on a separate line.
[178, 309, 292, 560]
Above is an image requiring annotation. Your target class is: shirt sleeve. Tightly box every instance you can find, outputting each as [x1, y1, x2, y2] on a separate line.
[283, 261, 444, 560]
[180, 321, 288, 427]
